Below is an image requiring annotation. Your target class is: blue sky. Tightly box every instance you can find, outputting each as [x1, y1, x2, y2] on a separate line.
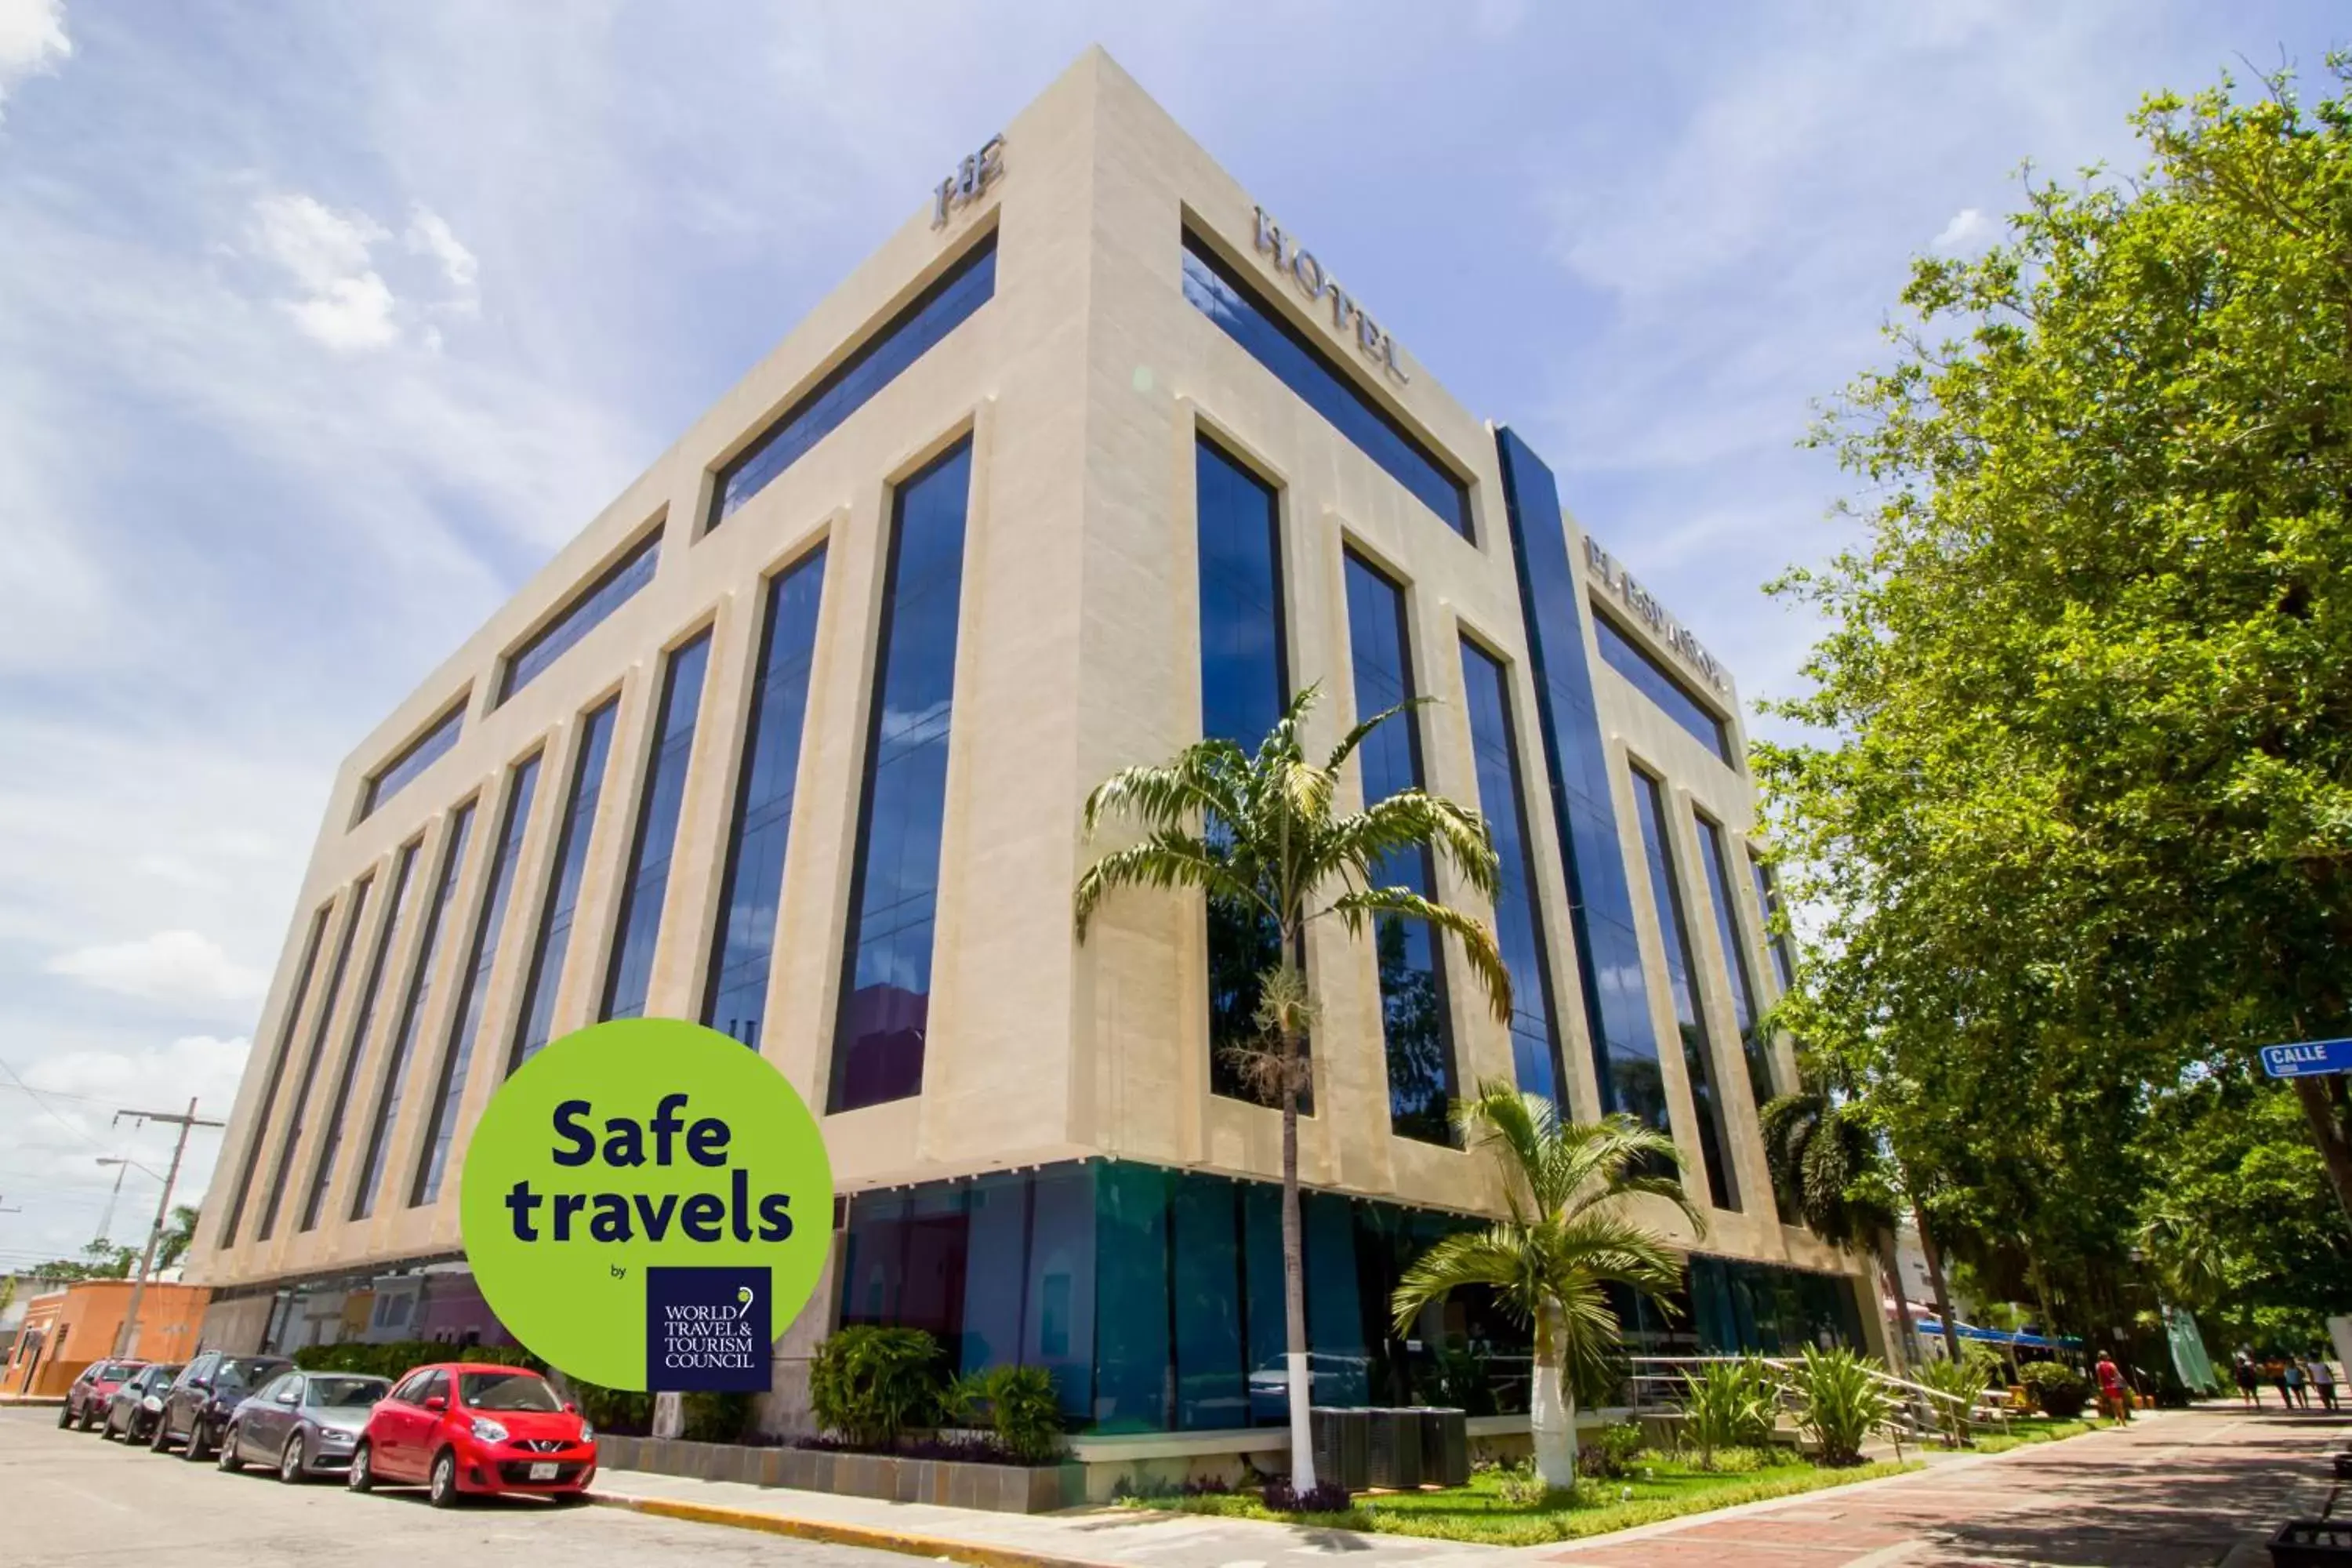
[1, 0, 2343, 1269]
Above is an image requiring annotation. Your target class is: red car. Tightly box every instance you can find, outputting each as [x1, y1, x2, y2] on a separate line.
[347, 1363, 596, 1508]
[60, 1359, 147, 1431]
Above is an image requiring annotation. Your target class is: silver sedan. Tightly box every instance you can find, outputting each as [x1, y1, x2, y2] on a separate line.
[218, 1371, 391, 1483]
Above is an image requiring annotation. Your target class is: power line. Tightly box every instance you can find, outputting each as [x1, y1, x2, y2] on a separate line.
[0, 1079, 115, 1105]
[0, 1058, 117, 1152]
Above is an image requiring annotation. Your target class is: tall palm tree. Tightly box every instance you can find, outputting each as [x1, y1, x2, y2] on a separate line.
[1388, 1083, 1696, 1488]
[1075, 684, 1509, 1492]
[1759, 1088, 1915, 1372]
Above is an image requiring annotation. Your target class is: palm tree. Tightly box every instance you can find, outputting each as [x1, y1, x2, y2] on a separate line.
[1075, 684, 1509, 1492]
[1759, 1088, 1915, 1372]
[1388, 1083, 1697, 1489]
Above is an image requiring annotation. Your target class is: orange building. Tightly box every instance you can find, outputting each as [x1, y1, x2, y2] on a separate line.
[5, 1280, 209, 1397]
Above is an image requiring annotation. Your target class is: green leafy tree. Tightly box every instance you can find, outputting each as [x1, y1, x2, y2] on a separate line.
[155, 1204, 201, 1273]
[28, 1239, 137, 1283]
[1076, 684, 1508, 1491]
[1388, 1084, 1696, 1489]
[1758, 1089, 1914, 1370]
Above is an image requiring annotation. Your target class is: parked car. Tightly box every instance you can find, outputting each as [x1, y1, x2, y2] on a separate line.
[100, 1363, 184, 1444]
[150, 1351, 292, 1460]
[347, 1363, 596, 1508]
[60, 1359, 147, 1431]
[219, 1370, 391, 1483]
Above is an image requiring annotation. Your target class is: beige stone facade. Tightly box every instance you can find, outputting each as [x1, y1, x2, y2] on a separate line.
[188, 49, 1871, 1377]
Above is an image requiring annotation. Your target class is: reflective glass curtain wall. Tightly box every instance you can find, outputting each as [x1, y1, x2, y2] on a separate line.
[1457, 640, 1565, 1105]
[412, 757, 542, 1207]
[256, 873, 373, 1241]
[1592, 612, 1733, 766]
[216, 905, 330, 1248]
[1751, 853, 1798, 994]
[1195, 438, 1290, 1105]
[704, 549, 828, 1047]
[299, 844, 419, 1232]
[509, 702, 619, 1069]
[1342, 553, 1456, 1143]
[361, 705, 463, 819]
[1492, 429, 1668, 1135]
[1629, 771, 1739, 1212]
[1696, 817, 1773, 1105]
[830, 441, 971, 1112]
[352, 804, 474, 1221]
[500, 535, 660, 703]
[603, 637, 712, 1021]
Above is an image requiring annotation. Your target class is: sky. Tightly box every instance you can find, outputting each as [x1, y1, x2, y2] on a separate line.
[1, 0, 2343, 1273]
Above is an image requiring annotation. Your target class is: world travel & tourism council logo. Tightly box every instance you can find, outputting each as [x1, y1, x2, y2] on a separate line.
[458, 1018, 833, 1392]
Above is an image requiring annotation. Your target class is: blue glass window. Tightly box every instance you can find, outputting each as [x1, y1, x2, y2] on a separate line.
[1458, 641, 1565, 1105]
[1751, 852, 1797, 994]
[711, 235, 997, 531]
[602, 636, 712, 1022]
[1196, 438, 1291, 1107]
[1631, 771, 1739, 1211]
[499, 534, 661, 703]
[412, 754, 541, 1207]
[215, 903, 330, 1249]
[703, 548, 829, 1048]
[510, 701, 619, 1069]
[1181, 232, 1470, 540]
[300, 843, 419, 1232]
[830, 441, 971, 1112]
[1343, 553, 1456, 1145]
[1697, 816, 1773, 1105]
[362, 703, 464, 819]
[1494, 430, 1668, 1138]
[256, 873, 373, 1242]
[352, 803, 473, 1221]
[1593, 611, 1732, 766]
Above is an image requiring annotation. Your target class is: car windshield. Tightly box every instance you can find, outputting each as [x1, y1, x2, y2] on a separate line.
[304, 1377, 387, 1409]
[459, 1371, 561, 1411]
[214, 1358, 282, 1393]
[96, 1361, 135, 1381]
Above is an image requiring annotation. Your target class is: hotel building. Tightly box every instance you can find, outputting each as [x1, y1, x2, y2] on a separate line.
[188, 49, 1876, 1444]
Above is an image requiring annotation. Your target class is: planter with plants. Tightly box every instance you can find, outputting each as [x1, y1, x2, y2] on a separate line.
[1791, 1346, 1894, 1467]
[2019, 1362, 2090, 1421]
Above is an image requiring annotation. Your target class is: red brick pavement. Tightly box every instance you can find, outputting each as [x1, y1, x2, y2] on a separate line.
[1545, 1409, 2347, 1566]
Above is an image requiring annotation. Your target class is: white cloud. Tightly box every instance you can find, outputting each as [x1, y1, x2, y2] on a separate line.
[0, 0, 70, 119]
[249, 191, 399, 351]
[1933, 206, 1991, 250]
[45, 929, 269, 1007]
[406, 205, 479, 308]
[21, 1031, 252, 1105]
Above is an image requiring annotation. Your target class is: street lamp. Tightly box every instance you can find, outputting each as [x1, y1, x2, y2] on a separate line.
[92, 1156, 160, 1245]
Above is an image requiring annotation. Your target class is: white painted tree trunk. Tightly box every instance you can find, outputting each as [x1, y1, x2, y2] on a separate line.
[652, 1390, 684, 1439]
[1530, 1300, 1577, 1490]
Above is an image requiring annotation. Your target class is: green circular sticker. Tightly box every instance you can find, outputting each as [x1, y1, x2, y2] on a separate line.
[459, 1018, 834, 1392]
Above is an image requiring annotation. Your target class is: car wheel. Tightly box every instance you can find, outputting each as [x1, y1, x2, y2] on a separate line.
[56, 1399, 75, 1428]
[279, 1433, 307, 1485]
[98, 1410, 117, 1441]
[217, 1425, 244, 1472]
[148, 1413, 173, 1453]
[183, 1417, 212, 1463]
[427, 1449, 460, 1509]
[79, 1403, 100, 1432]
[345, 1440, 373, 1494]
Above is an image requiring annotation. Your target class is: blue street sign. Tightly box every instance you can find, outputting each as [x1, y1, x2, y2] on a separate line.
[2259, 1039, 2352, 1079]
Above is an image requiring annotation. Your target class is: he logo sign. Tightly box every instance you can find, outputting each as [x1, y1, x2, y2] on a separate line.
[933, 136, 1005, 227]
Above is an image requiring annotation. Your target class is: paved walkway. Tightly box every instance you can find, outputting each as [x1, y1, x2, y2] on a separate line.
[597, 1409, 2347, 1568]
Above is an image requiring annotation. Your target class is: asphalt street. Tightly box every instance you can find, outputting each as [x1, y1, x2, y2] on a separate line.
[0, 1406, 919, 1567]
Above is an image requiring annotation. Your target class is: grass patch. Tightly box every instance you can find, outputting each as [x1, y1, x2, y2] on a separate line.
[1123, 1457, 1922, 1546]
[1969, 1414, 2110, 1454]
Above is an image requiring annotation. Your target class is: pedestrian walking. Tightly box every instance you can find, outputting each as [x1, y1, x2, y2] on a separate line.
[2235, 1353, 2261, 1406]
[2310, 1357, 2338, 1413]
[2288, 1359, 2310, 1410]
[2270, 1357, 2294, 1407]
[2095, 1350, 2132, 1424]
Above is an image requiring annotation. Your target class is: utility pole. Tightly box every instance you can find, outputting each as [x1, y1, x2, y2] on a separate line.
[111, 1098, 223, 1357]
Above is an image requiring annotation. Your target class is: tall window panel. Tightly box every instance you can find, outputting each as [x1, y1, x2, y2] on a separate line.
[1457, 640, 1565, 1106]
[299, 843, 419, 1232]
[1196, 438, 1290, 1106]
[703, 548, 829, 1048]
[215, 904, 330, 1249]
[1750, 852, 1798, 995]
[1630, 771, 1739, 1212]
[830, 441, 972, 1112]
[500, 534, 660, 702]
[361, 704, 463, 819]
[1493, 429, 1668, 1139]
[352, 804, 474, 1221]
[1697, 816, 1773, 1105]
[412, 757, 541, 1208]
[1342, 553, 1455, 1144]
[603, 637, 713, 1022]
[255, 873, 373, 1242]
[509, 702, 620, 1070]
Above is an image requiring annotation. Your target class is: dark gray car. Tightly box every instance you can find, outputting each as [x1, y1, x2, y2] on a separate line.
[217, 1371, 390, 1483]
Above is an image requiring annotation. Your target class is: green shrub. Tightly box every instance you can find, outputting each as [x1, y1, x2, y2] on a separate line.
[1679, 1358, 1780, 1469]
[947, 1364, 1064, 1464]
[564, 1376, 654, 1436]
[1576, 1419, 1647, 1479]
[2020, 1361, 2089, 1420]
[290, 1340, 539, 1380]
[808, 1327, 945, 1450]
[1791, 1346, 1893, 1466]
[1915, 1356, 1990, 1446]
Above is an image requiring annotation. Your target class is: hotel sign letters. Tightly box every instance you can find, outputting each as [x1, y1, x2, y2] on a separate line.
[1251, 207, 1410, 386]
[933, 134, 1005, 227]
[1585, 536, 1730, 695]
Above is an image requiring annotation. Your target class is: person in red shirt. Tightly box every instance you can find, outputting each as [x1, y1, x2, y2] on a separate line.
[2094, 1351, 2132, 1423]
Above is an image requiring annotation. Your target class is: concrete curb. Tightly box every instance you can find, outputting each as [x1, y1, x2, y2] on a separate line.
[588, 1490, 1126, 1568]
